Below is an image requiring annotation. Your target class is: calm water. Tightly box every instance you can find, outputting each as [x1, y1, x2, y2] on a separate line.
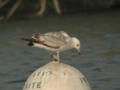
[0, 11, 120, 90]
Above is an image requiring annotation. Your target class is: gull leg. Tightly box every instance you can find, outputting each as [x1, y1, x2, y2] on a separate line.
[52, 54, 58, 61]
[46, 50, 60, 62]
[56, 51, 60, 61]
[47, 51, 57, 61]
[51, 52, 60, 62]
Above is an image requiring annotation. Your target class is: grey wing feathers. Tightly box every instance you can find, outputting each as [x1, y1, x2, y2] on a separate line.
[45, 31, 70, 42]
[32, 31, 70, 48]
[45, 31, 70, 38]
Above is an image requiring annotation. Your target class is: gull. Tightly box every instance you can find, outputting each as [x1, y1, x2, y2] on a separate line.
[21, 31, 81, 61]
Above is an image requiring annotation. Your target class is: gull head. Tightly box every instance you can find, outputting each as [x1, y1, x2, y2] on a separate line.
[72, 37, 81, 55]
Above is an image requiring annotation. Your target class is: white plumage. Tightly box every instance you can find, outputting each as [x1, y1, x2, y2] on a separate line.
[21, 31, 81, 61]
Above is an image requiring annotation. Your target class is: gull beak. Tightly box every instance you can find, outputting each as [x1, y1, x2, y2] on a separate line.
[77, 49, 81, 55]
[79, 52, 81, 55]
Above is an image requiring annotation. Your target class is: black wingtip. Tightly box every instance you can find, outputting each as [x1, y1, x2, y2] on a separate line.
[20, 37, 31, 41]
[20, 37, 34, 46]
[28, 42, 34, 46]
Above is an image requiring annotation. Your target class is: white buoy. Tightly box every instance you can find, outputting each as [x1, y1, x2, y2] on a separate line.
[23, 61, 91, 90]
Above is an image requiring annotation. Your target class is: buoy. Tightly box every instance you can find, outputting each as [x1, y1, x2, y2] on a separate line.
[23, 61, 91, 90]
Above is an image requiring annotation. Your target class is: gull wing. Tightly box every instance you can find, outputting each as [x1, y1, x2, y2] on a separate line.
[32, 31, 70, 48]
[45, 31, 70, 42]
[45, 31, 70, 39]
[45, 31, 70, 38]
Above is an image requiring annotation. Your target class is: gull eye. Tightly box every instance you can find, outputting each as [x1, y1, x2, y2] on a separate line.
[76, 44, 79, 47]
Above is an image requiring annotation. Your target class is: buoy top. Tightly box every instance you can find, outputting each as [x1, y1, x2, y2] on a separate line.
[23, 61, 91, 90]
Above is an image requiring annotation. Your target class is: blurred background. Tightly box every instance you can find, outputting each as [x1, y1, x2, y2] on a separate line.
[0, 0, 120, 90]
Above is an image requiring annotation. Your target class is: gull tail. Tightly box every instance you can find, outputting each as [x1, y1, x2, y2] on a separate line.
[21, 37, 34, 46]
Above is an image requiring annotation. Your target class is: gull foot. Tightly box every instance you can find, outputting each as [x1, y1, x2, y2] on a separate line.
[52, 55, 59, 62]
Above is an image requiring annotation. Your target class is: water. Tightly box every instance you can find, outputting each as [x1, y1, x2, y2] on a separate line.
[0, 11, 120, 90]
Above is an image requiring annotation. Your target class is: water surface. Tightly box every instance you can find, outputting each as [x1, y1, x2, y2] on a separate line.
[0, 11, 120, 90]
